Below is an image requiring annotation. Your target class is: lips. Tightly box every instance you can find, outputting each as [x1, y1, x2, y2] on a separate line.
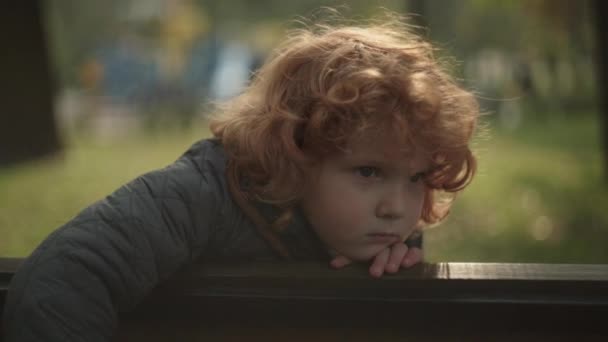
[366, 232, 400, 244]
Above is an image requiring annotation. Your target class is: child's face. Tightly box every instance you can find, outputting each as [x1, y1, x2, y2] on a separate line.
[300, 133, 429, 261]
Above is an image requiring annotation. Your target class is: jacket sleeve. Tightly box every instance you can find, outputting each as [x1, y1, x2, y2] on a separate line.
[2, 144, 224, 341]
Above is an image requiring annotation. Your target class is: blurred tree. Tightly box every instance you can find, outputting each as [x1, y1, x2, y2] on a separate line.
[594, 0, 608, 179]
[406, 0, 428, 30]
[526, 0, 591, 52]
[0, 1, 61, 165]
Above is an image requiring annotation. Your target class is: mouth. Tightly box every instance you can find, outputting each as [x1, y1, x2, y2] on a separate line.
[366, 232, 401, 244]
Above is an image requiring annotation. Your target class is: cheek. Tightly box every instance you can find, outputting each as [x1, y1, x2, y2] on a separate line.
[317, 186, 358, 222]
[311, 180, 369, 228]
[414, 190, 425, 212]
[409, 187, 427, 223]
[327, 177, 369, 206]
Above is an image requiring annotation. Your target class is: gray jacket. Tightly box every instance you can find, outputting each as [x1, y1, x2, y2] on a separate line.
[2, 139, 329, 341]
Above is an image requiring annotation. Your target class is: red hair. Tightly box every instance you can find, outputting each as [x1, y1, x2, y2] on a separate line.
[211, 14, 478, 230]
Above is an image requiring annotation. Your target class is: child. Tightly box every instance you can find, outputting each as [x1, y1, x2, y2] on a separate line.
[3, 12, 478, 341]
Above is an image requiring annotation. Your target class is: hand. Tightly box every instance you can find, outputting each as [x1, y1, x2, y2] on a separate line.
[330, 243, 424, 278]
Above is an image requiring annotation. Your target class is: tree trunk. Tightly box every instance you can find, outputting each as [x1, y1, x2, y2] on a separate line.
[407, 0, 428, 31]
[595, 0, 608, 180]
[0, 1, 61, 166]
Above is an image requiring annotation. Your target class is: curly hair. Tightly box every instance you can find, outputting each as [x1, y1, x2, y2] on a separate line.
[210, 13, 479, 232]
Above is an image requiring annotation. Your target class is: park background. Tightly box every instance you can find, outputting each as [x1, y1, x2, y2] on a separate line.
[1, 0, 606, 264]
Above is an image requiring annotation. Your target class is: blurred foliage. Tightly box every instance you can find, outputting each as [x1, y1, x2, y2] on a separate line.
[44, 0, 405, 86]
[44, 0, 598, 114]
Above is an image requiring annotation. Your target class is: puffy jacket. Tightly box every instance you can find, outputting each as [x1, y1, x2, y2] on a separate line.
[2, 138, 329, 341]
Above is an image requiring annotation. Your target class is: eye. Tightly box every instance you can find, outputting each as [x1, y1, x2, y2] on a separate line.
[409, 172, 425, 183]
[356, 166, 379, 178]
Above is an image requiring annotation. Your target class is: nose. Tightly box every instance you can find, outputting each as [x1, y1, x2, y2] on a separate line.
[375, 185, 407, 220]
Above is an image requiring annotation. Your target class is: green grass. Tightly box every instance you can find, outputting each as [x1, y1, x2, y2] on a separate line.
[0, 123, 211, 256]
[426, 115, 608, 263]
[1, 116, 607, 264]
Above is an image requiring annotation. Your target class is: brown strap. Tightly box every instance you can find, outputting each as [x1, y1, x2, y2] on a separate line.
[226, 161, 292, 260]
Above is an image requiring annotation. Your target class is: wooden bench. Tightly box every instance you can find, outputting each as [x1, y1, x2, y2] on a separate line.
[2, 258, 608, 340]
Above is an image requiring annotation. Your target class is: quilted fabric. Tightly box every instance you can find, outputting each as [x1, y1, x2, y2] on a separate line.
[2, 138, 328, 341]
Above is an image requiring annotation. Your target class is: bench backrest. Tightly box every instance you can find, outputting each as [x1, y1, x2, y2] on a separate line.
[2, 259, 608, 340]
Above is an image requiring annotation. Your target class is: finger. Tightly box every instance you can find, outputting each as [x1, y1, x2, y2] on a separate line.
[369, 248, 390, 278]
[330, 255, 353, 269]
[401, 247, 424, 268]
[385, 243, 408, 274]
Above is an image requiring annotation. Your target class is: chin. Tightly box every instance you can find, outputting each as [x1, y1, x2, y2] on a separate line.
[341, 245, 387, 262]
